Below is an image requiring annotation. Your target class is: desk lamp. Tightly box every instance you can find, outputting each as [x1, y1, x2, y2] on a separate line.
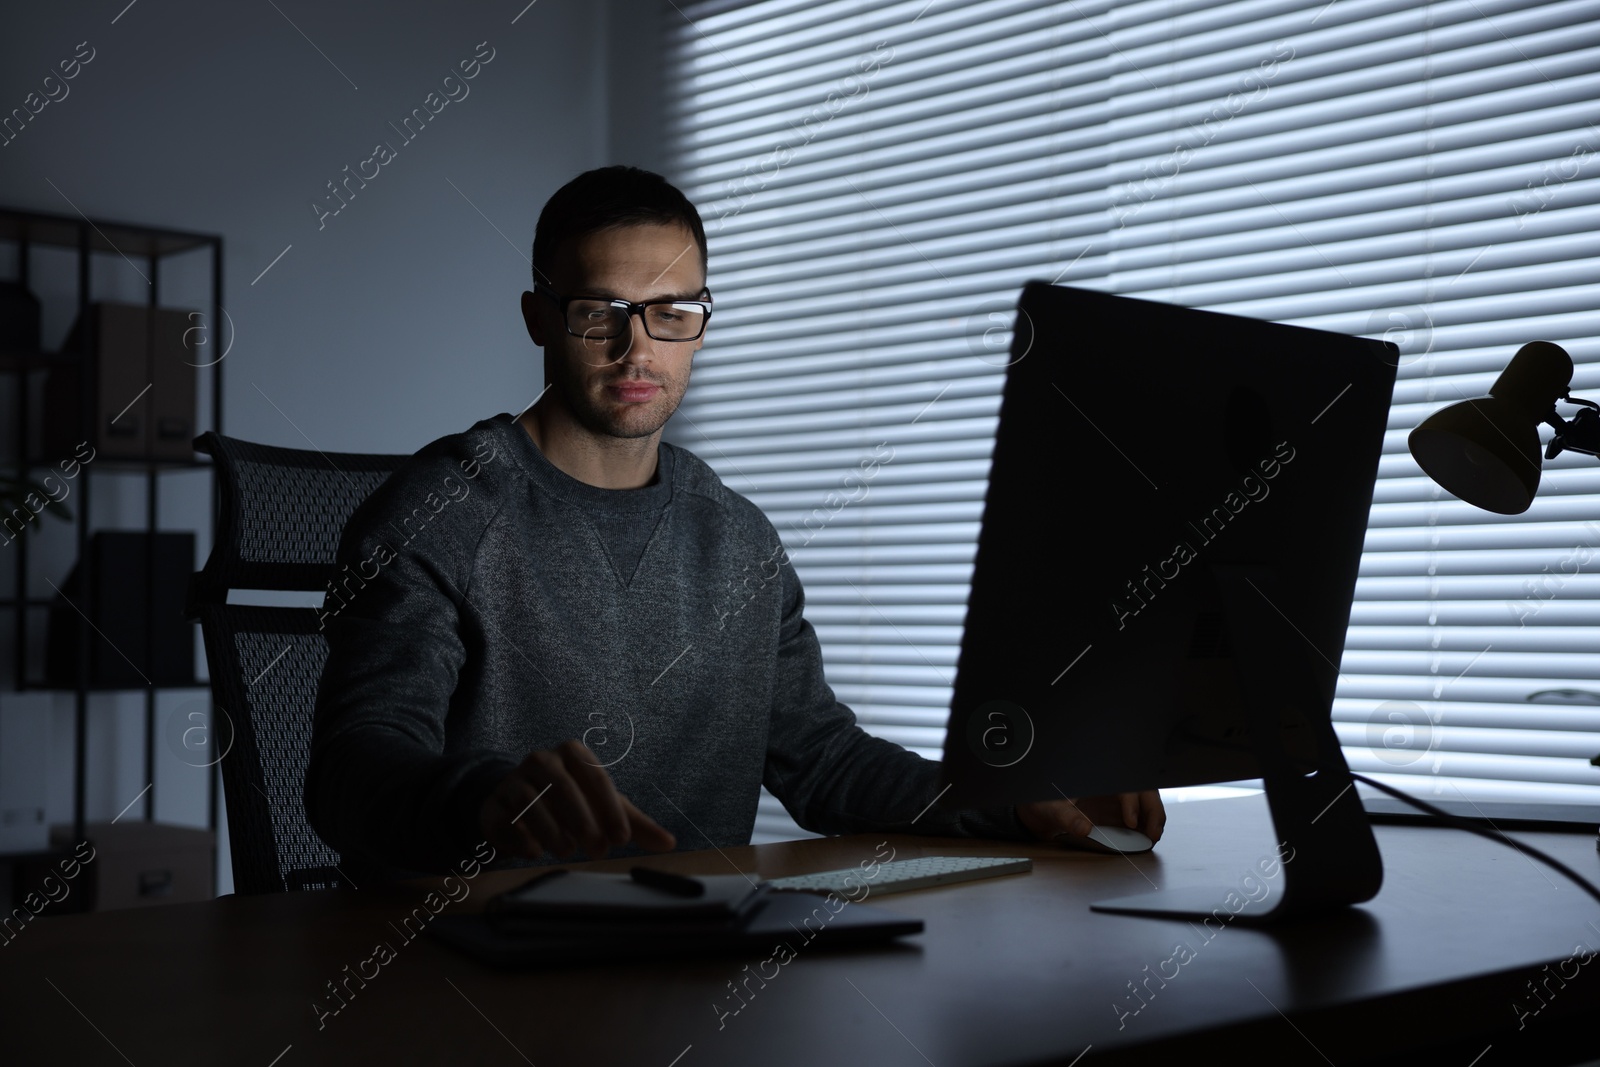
[1407, 341, 1597, 514]
[1408, 339, 1600, 840]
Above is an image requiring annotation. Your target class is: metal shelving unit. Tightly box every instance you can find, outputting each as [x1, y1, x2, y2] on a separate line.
[1, 206, 223, 846]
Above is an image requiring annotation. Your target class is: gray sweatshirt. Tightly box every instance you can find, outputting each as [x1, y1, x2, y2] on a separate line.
[304, 412, 1029, 879]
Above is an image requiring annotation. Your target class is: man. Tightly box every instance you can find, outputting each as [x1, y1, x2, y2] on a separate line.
[305, 166, 1164, 881]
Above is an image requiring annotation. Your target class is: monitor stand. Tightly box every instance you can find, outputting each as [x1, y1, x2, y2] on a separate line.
[1090, 564, 1384, 923]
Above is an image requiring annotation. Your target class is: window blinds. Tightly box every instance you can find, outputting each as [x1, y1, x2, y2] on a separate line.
[662, 0, 1600, 841]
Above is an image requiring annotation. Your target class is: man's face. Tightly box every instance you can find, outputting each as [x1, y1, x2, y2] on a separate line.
[523, 222, 706, 442]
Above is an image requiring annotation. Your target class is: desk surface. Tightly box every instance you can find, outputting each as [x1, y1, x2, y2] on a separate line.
[4, 796, 1598, 1066]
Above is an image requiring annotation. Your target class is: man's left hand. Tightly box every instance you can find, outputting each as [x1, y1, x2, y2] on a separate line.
[1016, 791, 1165, 844]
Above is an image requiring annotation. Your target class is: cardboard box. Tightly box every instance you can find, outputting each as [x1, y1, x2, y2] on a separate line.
[48, 821, 214, 910]
[0, 693, 52, 854]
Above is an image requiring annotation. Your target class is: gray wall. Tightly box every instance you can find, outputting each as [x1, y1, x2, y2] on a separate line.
[0, 0, 665, 893]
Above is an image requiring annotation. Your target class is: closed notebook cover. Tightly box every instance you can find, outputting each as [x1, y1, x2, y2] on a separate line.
[487, 870, 765, 921]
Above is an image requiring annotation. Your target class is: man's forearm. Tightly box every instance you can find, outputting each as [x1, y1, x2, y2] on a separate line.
[767, 724, 1033, 841]
[304, 728, 516, 875]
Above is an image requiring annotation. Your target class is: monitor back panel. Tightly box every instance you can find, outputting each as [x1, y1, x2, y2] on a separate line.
[942, 282, 1398, 806]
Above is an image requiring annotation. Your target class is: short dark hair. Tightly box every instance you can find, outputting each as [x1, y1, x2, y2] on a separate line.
[532, 166, 707, 286]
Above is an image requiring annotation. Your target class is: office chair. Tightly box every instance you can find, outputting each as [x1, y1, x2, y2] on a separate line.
[187, 431, 406, 894]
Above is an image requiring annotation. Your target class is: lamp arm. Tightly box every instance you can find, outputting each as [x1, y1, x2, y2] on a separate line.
[1544, 397, 1600, 460]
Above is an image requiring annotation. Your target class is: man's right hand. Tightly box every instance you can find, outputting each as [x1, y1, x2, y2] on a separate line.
[478, 739, 676, 860]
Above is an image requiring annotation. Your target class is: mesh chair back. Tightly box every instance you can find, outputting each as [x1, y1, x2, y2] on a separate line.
[190, 432, 406, 894]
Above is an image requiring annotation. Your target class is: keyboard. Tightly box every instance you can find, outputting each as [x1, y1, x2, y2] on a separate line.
[765, 855, 1032, 897]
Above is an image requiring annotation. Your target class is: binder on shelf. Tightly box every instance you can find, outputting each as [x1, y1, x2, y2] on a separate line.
[0, 280, 41, 354]
[44, 531, 196, 688]
[42, 301, 198, 462]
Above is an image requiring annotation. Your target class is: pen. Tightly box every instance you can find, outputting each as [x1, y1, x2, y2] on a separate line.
[631, 866, 705, 898]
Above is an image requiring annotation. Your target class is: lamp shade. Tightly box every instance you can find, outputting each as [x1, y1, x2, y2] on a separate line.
[1407, 341, 1573, 515]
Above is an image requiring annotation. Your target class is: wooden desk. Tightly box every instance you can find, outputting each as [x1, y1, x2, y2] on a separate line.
[4, 796, 1597, 1065]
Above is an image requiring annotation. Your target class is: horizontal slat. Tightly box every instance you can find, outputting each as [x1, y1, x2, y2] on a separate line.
[784, 520, 984, 546]
[816, 626, 965, 650]
[1336, 675, 1600, 704]
[1359, 521, 1600, 551]
[1347, 603, 1600, 628]
[1366, 495, 1600, 529]
[1339, 649, 1600, 679]
[1359, 546, 1600, 576]
[1344, 626, 1600, 653]
[1333, 723, 1600, 760]
[1355, 772, 1600, 806]
[1352, 576, 1600, 600]
[806, 604, 969, 625]
[698, 416, 1002, 461]
[799, 584, 974, 606]
[1332, 699, 1600, 731]
[1343, 750, 1598, 786]
[792, 541, 977, 566]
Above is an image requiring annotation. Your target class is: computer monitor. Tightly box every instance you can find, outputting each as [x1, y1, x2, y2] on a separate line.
[941, 281, 1399, 921]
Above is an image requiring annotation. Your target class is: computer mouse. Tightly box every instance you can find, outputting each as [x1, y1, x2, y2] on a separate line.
[1055, 824, 1155, 855]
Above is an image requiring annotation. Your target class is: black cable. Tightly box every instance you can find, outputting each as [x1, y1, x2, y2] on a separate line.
[1348, 772, 1600, 908]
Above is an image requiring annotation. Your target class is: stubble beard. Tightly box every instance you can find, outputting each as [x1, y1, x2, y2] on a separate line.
[553, 349, 685, 442]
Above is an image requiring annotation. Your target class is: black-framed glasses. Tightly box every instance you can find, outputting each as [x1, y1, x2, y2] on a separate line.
[536, 281, 712, 342]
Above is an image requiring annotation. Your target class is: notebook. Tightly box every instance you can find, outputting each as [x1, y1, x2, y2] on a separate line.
[486, 869, 765, 923]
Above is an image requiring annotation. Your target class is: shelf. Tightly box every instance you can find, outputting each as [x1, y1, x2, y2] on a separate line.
[18, 680, 209, 693]
[4, 202, 224, 844]
[0, 209, 218, 258]
[11, 455, 211, 473]
[0, 350, 59, 373]
[0, 842, 78, 864]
